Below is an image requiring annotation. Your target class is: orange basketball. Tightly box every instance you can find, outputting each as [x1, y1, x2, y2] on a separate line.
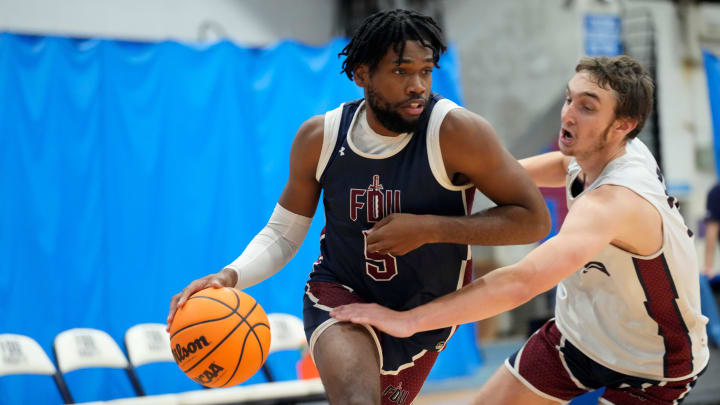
[168, 287, 271, 387]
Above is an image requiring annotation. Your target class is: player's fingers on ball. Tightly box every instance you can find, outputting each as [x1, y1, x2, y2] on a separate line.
[167, 294, 182, 324]
[168, 294, 178, 312]
[166, 306, 174, 325]
[177, 285, 196, 308]
[182, 279, 209, 301]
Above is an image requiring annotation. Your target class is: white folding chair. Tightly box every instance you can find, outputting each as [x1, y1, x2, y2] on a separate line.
[0, 333, 73, 403]
[54, 328, 145, 400]
[124, 323, 174, 368]
[267, 313, 307, 354]
[124, 322, 208, 393]
[261, 313, 308, 382]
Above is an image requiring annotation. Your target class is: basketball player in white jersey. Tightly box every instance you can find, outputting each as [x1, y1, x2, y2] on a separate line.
[332, 55, 710, 404]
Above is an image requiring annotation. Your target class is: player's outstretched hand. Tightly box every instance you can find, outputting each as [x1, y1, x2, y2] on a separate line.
[166, 268, 238, 331]
[330, 303, 416, 338]
[366, 213, 436, 256]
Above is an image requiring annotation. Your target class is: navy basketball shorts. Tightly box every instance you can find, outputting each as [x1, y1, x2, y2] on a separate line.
[505, 319, 703, 405]
[303, 281, 440, 405]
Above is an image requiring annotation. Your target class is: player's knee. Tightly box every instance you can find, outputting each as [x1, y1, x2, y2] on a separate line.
[329, 389, 379, 405]
[325, 372, 380, 405]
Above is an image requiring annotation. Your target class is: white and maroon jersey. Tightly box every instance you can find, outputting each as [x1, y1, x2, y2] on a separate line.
[554, 138, 709, 381]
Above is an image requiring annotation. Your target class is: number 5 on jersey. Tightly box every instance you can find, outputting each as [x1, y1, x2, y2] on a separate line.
[362, 230, 398, 281]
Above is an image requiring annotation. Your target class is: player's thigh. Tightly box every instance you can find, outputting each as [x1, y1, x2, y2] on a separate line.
[472, 365, 563, 405]
[313, 321, 381, 404]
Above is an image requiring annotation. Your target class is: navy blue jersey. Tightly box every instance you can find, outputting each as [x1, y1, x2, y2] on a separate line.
[309, 94, 473, 345]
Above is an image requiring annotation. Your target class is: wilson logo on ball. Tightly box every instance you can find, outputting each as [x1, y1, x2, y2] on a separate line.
[172, 335, 211, 363]
[193, 362, 225, 385]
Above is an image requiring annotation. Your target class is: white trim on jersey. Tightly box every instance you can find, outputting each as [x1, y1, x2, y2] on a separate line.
[349, 106, 413, 158]
[443, 247, 472, 341]
[345, 102, 414, 160]
[317, 97, 475, 192]
[380, 348, 430, 376]
[315, 104, 343, 182]
[426, 98, 473, 191]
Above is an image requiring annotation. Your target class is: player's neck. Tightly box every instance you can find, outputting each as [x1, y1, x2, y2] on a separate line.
[575, 143, 627, 186]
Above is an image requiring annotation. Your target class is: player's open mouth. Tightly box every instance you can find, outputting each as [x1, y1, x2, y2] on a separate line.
[401, 101, 425, 116]
[560, 128, 575, 145]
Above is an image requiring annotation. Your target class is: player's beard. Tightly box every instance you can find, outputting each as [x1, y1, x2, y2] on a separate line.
[366, 87, 428, 134]
[590, 120, 615, 154]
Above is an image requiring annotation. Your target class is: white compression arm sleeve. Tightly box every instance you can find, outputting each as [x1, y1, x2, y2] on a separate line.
[224, 204, 312, 290]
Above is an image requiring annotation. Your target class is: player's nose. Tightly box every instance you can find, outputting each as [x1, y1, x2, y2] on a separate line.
[561, 104, 576, 126]
[406, 73, 426, 95]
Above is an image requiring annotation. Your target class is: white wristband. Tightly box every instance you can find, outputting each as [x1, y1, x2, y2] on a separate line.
[224, 204, 312, 290]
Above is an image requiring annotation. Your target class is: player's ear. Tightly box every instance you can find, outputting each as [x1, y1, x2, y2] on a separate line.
[614, 118, 638, 138]
[354, 65, 369, 87]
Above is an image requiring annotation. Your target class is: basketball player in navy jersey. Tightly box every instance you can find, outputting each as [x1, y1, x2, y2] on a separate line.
[332, 55, 710, 404]
[168, 9, 550, 405]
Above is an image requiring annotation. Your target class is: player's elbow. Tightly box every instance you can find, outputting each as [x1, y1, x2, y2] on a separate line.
[541, 210, 552, 237]
[508, 259, 557, 304]
[502, 269, 537, 307]
[524, 201, 552, 243]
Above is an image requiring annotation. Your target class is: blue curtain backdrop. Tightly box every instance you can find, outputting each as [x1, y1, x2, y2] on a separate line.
[706, 50, 720, 175]
[0, 33, 479, 403]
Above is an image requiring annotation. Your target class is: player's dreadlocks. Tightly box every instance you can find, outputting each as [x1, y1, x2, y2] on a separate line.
[340, 9, 447, 80]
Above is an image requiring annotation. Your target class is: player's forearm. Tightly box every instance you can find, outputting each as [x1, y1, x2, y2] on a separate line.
[519, 151, 568, 188]
[406, 235, 585, 333]
[425, 204, 550, 246]
[407, 264, 535, 333]
[224, 204, 311, 289]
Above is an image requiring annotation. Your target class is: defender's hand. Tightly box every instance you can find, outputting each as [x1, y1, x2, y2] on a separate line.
[366, 213, 437, 256]
[166, 268, 238, 330]
[330, 303, 416, 338]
